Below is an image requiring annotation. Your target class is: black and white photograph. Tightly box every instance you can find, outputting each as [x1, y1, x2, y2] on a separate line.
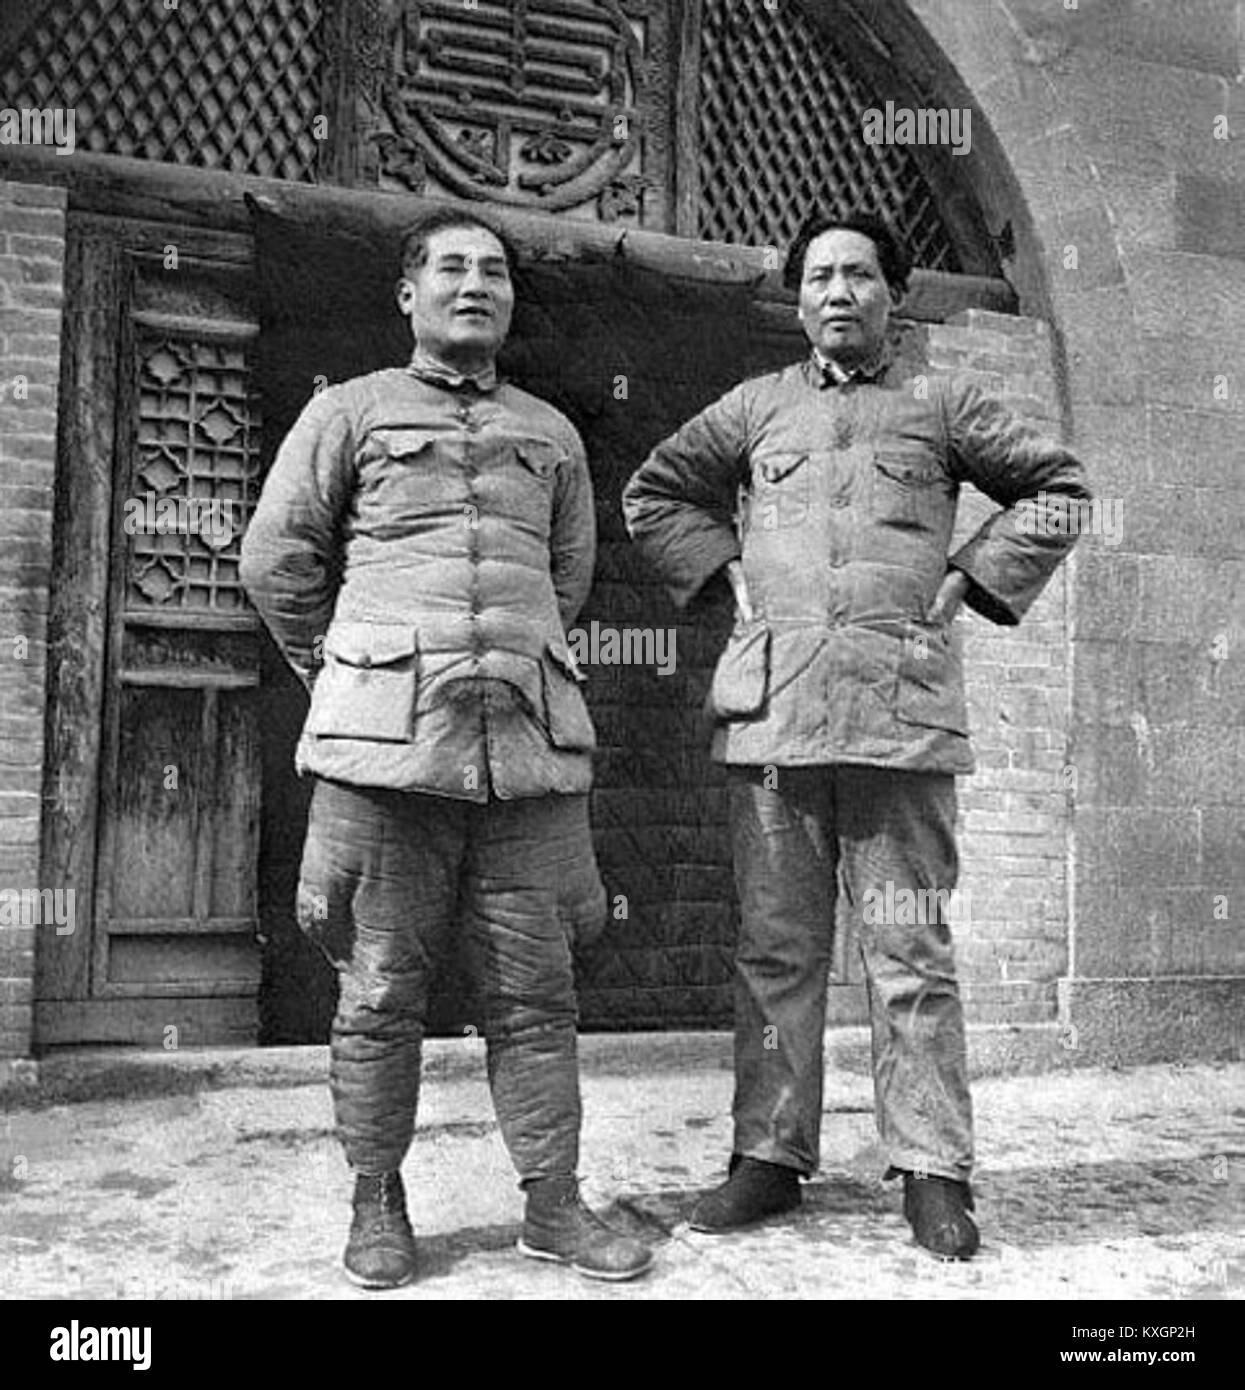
[0, 0, 1240, 1335]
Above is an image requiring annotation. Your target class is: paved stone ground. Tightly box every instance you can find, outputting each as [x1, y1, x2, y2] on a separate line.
[1, 1056, 1241, 1301]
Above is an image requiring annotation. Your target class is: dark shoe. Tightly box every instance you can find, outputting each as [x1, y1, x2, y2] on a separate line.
[689, 1155, 802, 1233]
[902, 1172, 979, 1260]
[342, 1171, 418, 1289]
[517, 1176, 654, 1282]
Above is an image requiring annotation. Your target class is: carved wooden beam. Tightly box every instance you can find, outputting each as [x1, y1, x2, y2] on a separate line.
[0, 145, 1017, 317]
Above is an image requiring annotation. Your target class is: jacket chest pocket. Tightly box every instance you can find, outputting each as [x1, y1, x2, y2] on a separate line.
[370, 427, 439, 459]
[749, 451, 810, 532]
[515, 440, 560, 481]
[357, 427, 450, 514]
[362, 427, 442, 480]
[502, 439, 560, 528]
[871, 449, 948, 529]
[305, 622, 419, 743]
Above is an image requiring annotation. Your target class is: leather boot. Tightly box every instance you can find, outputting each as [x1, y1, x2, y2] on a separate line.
[902, 1172, 979, 1260]
[342, 1170, 418, 1289]
[690, 1154, 802, 1232]
[517, 1175, 654, 1281]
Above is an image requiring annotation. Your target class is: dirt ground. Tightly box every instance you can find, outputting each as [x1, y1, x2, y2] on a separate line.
[2, 1050, 1241, 1301]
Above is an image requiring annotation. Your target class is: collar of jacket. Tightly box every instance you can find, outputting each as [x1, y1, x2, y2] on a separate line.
[406, 346, 499, 393]
[809, 346, 892, 389]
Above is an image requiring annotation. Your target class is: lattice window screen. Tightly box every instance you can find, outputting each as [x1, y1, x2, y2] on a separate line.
[698, 0, 960, 270]
[128, 336, 262, 616]
[0, 0, 322, 181]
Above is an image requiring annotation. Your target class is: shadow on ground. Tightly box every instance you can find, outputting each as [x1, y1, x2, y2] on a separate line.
[625, 1151, 1245, 1248]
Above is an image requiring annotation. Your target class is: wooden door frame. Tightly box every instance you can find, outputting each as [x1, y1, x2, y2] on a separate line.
[36, 218, 122, 1015]
[35, 211, 263, 1048]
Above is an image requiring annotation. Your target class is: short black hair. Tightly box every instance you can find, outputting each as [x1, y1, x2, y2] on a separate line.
[783, 210, 912, 297]
[398, 208, 519, 280]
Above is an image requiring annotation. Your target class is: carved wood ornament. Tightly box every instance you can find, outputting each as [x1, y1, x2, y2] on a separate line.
[335, 0, 665, 224]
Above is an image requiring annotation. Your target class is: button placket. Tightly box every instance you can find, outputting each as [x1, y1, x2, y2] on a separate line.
[462, 417, 483, 654]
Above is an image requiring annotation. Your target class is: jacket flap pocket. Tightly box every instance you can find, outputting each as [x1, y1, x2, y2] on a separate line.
[874, 450, 943, 486]
[708, 621, 771, 720]
[516, 441, 561, 479]
[757, 452, 808, 485]
[323, 622, 418, 668]
[541, 640, 596, 751]
[307, 623, 419, 743]
[894, 627, 968, 735]
[364, 427, 441, 464]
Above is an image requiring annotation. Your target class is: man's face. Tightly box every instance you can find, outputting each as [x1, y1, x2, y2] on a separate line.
[797, 228, 894, 367]
[396, 224, 514, 364]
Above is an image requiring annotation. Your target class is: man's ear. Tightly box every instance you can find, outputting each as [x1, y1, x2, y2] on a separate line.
[395, 277, 415, 313]
[889, 282, 906, 312]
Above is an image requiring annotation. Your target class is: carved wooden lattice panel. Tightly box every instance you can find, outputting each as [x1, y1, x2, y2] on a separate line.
[698, 0, 959, 269]
[128, 337, 262, 616]
[0, 0, 322, 180]
[361, 0, 669, 225]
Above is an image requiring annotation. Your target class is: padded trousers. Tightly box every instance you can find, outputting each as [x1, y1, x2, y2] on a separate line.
[297, 778, 605, 1179]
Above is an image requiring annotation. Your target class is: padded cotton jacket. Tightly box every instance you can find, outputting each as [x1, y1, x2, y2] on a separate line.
[239, 365, 597, 800]
[622, 355, 1092, 774]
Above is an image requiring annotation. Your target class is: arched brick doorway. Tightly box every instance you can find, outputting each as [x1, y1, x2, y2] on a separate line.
[247, 0, 1018, 1041]
[7, 0, 1044, 1048]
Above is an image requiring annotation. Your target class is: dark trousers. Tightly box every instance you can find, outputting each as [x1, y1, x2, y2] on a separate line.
[297, 778, 604, 1180]
[730, 764, 974, 1182]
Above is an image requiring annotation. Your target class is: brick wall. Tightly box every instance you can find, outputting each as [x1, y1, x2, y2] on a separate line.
[251, 223, 1073, 1033]
[910, 0, 1245, 1062]
[0, 180, 65, 1061]
[926, 310, 1069, 1025]
[561, 289, 1072, 1030]
[0, 197, 1087, 1046]
[1, 3, 1236, 1062]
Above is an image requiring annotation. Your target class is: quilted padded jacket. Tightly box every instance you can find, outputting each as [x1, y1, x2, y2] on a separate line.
[240, 364, 597, 801]
[623, 355, 1092, 775]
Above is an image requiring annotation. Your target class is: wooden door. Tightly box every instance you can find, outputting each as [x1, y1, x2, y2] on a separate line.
[36, 215, 263, 1047]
